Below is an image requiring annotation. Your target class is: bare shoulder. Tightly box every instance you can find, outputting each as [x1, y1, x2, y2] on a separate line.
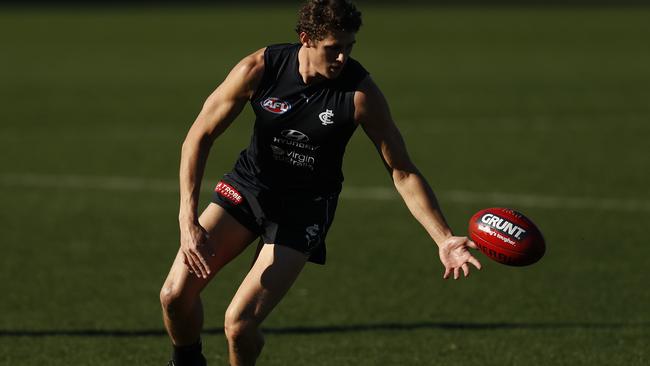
[223, 47, 266, 99]
[235, 47, 266, 79]
[354, 75, 391, 125]
[354, 75, 381, 105]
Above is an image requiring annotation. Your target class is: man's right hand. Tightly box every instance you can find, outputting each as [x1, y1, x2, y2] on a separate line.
[179, 221, 214, 279]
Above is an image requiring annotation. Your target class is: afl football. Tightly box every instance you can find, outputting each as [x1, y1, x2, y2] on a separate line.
[469, 208, 545, 266]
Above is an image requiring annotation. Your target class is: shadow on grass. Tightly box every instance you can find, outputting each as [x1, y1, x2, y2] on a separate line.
[1, 321, 648, 338]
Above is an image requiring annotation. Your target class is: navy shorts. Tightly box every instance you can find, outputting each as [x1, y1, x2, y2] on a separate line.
[211, 178, 338, 265]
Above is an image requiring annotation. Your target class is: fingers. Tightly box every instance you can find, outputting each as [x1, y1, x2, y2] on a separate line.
[183, 251, 200, 277]
[188, 248, 214, 279]
[182, 252, 192, 273]
[182, 247, 211, 279]
[461, 263, 469, 278]
[181, 229, 214, 279]
[443, 259, 481, 280]
[440, 236, 484, 280]
[194, 248, 212, 278]
[196, 232, 214, 277]
[189, 252, 204, 277]
[189, 250, 207, 278]
[446, 264, 472, 280]
[467, 255, 482, 270]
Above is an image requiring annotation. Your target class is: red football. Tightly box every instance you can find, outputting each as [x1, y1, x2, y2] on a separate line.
[468, 207, 545, 266]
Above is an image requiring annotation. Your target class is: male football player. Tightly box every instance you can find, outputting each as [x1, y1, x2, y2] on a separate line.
[160, 1, 481, 365]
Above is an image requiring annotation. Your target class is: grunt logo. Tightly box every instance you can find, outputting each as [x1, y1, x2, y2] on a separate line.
[479, 213, 527, 241]
[261, 97, 291, 114]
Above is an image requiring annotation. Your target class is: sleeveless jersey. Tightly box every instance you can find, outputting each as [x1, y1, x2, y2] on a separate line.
[227, 43, 369, 196]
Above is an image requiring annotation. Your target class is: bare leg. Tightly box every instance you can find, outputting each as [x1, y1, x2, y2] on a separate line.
[224, 244, 308, 366]
[160, 203, 258, 346]
[250, 239, 264, 268]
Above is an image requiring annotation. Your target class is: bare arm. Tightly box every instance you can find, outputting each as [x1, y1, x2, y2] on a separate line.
[355, 76, 481, 279]
[178, 48, 265, 278]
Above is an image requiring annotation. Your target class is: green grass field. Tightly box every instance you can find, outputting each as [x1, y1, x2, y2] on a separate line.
[1, 5, 649, 365]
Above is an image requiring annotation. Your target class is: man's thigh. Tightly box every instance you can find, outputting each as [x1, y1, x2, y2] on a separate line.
[226, 243, 308, 326]
[162, 203, 259, 299]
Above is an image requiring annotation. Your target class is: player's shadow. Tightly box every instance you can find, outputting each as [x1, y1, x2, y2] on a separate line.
[0, 321, 647, 338]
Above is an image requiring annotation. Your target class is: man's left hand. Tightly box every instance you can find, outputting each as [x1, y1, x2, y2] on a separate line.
[438, 236, 482, 280]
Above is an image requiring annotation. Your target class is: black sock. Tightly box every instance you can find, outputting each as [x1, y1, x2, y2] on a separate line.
[172, 339, 205, 366]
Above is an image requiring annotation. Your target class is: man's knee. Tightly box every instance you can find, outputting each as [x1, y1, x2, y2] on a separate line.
[224, 307, 262, 345]
[160, 284, 194, 317]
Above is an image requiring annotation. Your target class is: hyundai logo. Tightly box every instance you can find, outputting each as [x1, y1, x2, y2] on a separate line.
[280, 129, 310, 142]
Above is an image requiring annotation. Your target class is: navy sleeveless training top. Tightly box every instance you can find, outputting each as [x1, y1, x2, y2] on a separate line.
[227, 43, 369, 195]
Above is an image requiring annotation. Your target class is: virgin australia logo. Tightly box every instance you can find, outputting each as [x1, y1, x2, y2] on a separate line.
[319, 109, 334, 125]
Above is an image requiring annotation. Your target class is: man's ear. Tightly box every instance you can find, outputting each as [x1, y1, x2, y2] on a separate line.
[299, 31, 314, 48]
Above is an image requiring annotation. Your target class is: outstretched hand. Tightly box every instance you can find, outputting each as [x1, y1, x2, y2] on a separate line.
[438, 236, 482, 280]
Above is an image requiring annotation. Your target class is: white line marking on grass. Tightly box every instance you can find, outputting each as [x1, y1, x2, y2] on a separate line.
[1, 173, 649, 213]
[440, 190, 650, 213]
[0, 173, 178, 193]
[342, 187, 650, 212]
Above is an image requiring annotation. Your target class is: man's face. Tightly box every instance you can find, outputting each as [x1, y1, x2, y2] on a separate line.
[310, 31, 356, 79]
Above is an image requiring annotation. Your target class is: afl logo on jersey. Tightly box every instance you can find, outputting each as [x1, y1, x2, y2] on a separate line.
[261, 97, 291, 114]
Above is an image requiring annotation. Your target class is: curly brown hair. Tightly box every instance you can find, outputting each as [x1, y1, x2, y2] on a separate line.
[295, 0, 362, 41]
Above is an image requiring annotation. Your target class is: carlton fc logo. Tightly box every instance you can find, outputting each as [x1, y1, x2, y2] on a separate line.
[262, 97, 291, 114]
[319, 109, 334, 125]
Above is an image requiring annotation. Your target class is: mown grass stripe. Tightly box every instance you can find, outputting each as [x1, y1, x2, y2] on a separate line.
[2, 173, 648, 212]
